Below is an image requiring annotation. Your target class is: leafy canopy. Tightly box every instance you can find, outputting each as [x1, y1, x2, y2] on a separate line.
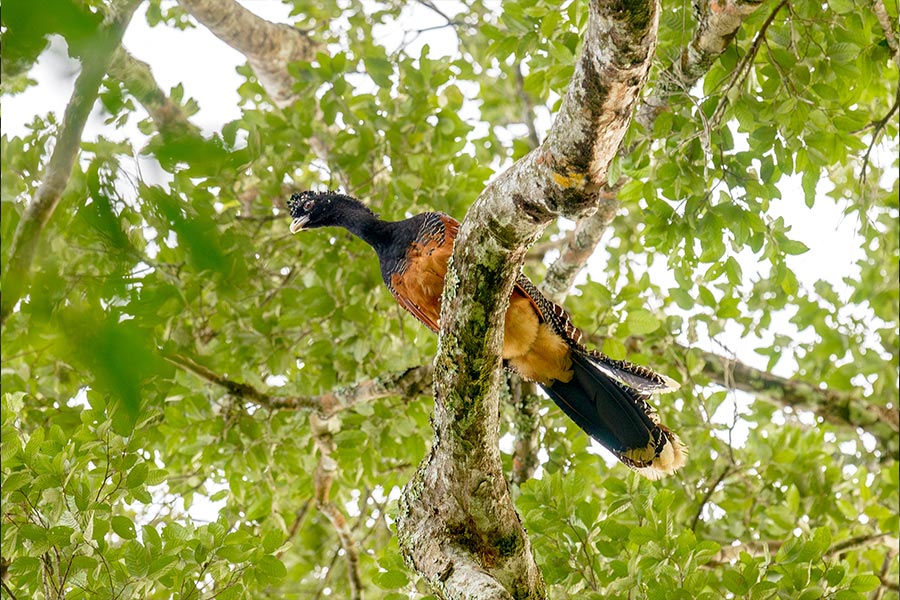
[1, 0, 897, 598]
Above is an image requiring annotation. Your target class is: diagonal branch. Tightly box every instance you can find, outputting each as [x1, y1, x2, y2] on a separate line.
[546, 0, 768, 299]
[612, 334, 899, 456]
[541, 185, 620, 301]
[872, 0, 899, 70]
[679, 0, 767, 89]
[175, 0, 349, 190]
[107, 46, 202, 141]
[397, 0, 661, 597]
[176, 0, 318, 109]
[687, 341, 900, 457]
[0, 0, 142, 327]
[709, 0, 789, 129]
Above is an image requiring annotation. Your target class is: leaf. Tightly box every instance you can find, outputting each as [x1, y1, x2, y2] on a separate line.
[782, 240, 810, 255]
[722, 569, 748, 595]
[374, 569, 410, 589]
[625, 309, 661, 335]
[126, 462, 149, 489]
[365, 57, 393, 88]
[602, 336, 627, 360]
[111, 516, 136, 540]
[256, 555, 287, 579]
[848, 574, 881, 592]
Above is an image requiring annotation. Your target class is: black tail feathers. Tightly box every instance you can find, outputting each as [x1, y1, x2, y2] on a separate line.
[540, 351, 685, 479]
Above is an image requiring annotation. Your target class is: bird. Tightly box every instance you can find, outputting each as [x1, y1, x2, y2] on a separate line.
[287, 190, 686, 479]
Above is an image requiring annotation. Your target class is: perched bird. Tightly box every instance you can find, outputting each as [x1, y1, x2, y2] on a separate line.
[287, 190, 686, 479]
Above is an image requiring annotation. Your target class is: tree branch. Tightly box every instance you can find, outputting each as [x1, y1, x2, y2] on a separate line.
[396, 0, 661, 596]
[540, 185, 620, 301]
[175, 0, 351, 191]
[164, 351, 433, 415]
[680, 0, 767, 87]
[706, 532, 899, 567]
[310, 414, 364, 600]
[509, 375, 542, 486]
[676, 339, 900, 449]
[709, 0, 789, 128]
[0, 0, 141, 327]
[872, 0, 899, 71]
[547, 0, 767, 298]
[515, 62, 541, 150]
[175, 0, 318, 109]
[107, 46, 201, 140]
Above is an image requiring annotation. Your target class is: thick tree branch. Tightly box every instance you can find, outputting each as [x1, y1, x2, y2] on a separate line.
[175, 0, 351, 190]
[396, 0, 661, 597]
[547, 0, 767, 298]
[681, 0, 767, 87]
[872, 0, 899, 70]
[638, 0, 766, 126]
[107, 46, 201, 140]
[176, 0, 318, 108]
[0, 0, 141, 326]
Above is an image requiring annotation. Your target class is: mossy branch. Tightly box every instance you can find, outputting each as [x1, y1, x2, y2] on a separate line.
[396, 0, 662, 597]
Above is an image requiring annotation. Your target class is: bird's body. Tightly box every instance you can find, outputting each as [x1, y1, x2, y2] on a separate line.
[288, 191, 686, 479]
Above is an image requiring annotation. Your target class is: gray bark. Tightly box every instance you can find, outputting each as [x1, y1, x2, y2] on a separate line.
[396, 0, 661, 597]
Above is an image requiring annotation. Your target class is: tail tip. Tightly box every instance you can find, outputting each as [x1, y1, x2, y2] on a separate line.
[624, 430, 688, 481]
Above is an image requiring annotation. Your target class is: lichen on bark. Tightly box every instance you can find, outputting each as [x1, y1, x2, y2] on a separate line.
[396, 0, 662, 597]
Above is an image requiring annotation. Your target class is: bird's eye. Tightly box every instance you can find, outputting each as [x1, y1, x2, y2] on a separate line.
[303, 200, 314, 211]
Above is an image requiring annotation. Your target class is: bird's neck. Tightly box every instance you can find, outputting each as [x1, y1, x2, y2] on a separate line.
[339, 204, 398, 256]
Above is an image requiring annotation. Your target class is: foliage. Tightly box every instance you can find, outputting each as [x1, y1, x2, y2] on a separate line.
[1, 0, 897, 598]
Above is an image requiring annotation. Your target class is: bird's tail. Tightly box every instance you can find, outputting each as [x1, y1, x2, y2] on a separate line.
[540, 350, 686, 480]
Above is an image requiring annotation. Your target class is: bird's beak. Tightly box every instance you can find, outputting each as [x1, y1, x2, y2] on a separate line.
[289, 216, 310, 234]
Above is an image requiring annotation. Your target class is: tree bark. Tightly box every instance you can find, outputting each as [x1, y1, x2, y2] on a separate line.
[107, 47, 201, 141]
[176, 0, 318, 108]
[0, 0, 141, 327]
[396, 0, 661, 597]
[546, 0, 768, 300]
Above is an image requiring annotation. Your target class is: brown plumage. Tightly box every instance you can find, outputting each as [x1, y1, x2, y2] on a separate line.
[288, 191, 686, 479]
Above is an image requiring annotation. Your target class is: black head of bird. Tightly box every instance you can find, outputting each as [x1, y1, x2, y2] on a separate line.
[287, 190, 376, 233]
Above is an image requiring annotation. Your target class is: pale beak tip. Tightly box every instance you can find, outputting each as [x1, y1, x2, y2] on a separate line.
[289, 218, 306, 234]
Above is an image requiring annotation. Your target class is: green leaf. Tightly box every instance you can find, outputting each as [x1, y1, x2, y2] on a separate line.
[365, 57, 393, 88]
[256, 555, 287, 579]
[625, 309, 660, 335]
[126, 462, 149, 489]
[602, 336, 627, 360]
[782, 240, 810, 255]
[848, 574, 881, 592]
[111, 516, 136, 540]
[374, 569, 410, 589]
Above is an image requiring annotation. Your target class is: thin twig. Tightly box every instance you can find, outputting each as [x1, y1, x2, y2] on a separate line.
[165, 351, 433, 414]
[310, 414, 364, 600]
[709, 0, 790, 129]
[690, 465, 733, 531]
[859, 89, 900, 186]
